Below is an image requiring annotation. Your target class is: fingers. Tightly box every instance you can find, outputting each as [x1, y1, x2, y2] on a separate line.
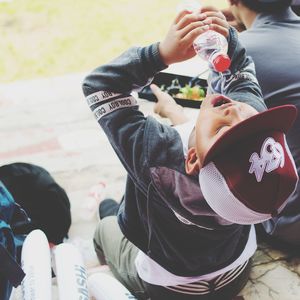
[206, 15, 229, 36]
[179, 10, 229, 40]
[176, 8, 226, 29]
[179, 19, 211, 39]
[151, 84, 163, 113]
[151, 84, 177, 116]
[150, 84, 163, 97]
[180, 15, 228, 42]
[203, 10, 226, 21]
[201, 5, 219, 13]
[176, 12, 207, 30]
[209, 23, 229, 37]
[181, 24, 210, 45]
[151, 84, 176, 102]
[151, 84, 175, 102]
[161, 7, 230, 65]
[174, 9, 192, 24]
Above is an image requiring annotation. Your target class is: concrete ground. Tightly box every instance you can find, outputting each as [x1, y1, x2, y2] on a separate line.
[1, 71, 300, 300]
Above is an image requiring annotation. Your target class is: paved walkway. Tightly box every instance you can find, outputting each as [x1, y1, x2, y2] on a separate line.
[1, 73, 300, 299]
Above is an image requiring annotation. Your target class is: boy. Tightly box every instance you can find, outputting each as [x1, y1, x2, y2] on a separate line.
[193, 1, 300, 247]
[82, 10, 298, 300]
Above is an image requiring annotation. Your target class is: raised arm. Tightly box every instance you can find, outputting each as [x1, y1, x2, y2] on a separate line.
[81, 10, 212, 191]
[82, 10, 211, 97]
[208, 26, 266, 112]
[152, 10, 266, 124]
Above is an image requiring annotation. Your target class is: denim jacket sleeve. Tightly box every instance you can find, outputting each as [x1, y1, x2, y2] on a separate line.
[207, 27, 266, 112]
[81, 28, 266, 191]
[82, 43, 171, 193]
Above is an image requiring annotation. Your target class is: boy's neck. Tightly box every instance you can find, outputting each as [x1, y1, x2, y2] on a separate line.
[239, 5, 258, 29]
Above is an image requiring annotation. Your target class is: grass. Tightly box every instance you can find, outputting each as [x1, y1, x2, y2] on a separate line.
[0, 0, 226, 82]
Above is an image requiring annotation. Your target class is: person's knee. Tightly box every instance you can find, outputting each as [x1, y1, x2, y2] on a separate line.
[93, 216, 117, 265]
[93, 221, 105, 264]
[94, 216, 116, 243]
[93, 218, 109, 264]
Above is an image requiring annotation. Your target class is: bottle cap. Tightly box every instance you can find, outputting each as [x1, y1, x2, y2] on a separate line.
[212, 54, 231, 72]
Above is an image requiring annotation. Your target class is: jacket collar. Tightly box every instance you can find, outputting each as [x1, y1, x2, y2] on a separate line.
[251, 7, 299, 29]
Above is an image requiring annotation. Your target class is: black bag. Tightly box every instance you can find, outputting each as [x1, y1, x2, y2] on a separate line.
[0, 181, 26, 300]
[0, 163, 71, 245]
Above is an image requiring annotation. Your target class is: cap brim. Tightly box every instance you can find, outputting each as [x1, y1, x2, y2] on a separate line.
[203, 105, 298, 166]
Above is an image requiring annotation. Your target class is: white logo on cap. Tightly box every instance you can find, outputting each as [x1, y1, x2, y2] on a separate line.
[249, 137, 285, 182]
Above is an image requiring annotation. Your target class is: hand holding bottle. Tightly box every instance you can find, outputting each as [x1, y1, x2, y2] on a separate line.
[151, 84, 188, 125]
[202, 5, 246, 32]
[200, 10, 230, 38]
[159, 8, 230, 66]
[179, 4, 231, 72]
[159, 10, 210, 65]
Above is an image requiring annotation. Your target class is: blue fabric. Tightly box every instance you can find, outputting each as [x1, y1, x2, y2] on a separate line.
[0, 181, 25, 300]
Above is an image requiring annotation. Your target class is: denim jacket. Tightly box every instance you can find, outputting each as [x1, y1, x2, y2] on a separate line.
[82, 27, 266, 276]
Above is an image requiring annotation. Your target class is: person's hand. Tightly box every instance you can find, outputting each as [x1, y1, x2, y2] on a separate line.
[200, 9, 229, 36]
[151, 84, 188, 125]
[151, 84, 180, 118]
[201, 5, 246, 32]
[159, 8, 230, 65]
[159, 10, 210, 65]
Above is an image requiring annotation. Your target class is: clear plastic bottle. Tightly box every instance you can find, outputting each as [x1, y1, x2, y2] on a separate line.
[177, 0, 231, 72]
[193, 30, 231, 73]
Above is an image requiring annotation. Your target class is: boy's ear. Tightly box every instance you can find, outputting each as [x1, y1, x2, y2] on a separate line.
[185, 147, 201, 176]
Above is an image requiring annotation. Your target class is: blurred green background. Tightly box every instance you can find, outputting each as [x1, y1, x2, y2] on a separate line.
[0, 0, 226, 82]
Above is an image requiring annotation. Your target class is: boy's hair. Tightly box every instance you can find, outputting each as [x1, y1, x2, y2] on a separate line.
[240, 0, 292, 13]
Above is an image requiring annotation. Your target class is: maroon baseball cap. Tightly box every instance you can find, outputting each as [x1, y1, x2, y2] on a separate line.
[199, 105, 298, 225]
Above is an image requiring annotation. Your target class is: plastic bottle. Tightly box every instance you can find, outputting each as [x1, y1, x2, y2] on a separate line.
[177, 0, 231, 72]
[193, 30, 231, 72]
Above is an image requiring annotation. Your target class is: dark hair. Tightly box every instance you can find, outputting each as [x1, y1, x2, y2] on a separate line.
[240, 0, 292, 13]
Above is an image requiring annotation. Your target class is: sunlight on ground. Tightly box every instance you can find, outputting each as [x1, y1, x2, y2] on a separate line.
[0, 0, 226, 82]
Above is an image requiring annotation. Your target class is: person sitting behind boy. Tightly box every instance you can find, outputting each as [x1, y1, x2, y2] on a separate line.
[82, 9, 298, 300]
